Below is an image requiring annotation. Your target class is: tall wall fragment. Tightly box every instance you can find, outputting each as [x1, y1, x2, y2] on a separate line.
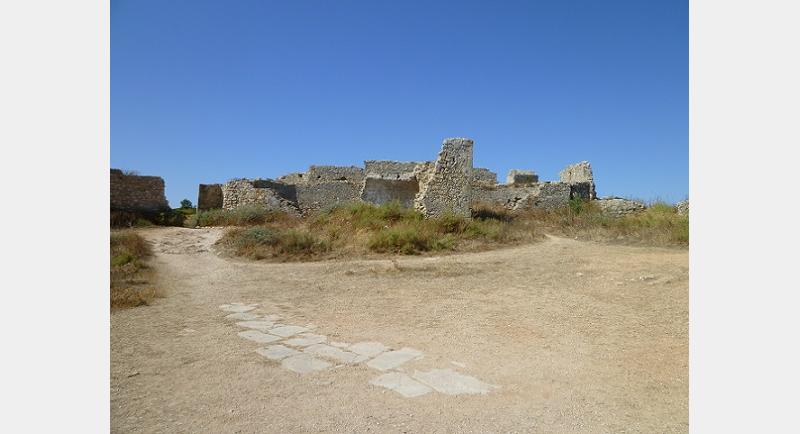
[559, 161, 596, 200]
[197, 184, 223, 210]
[414, 138, 474, 218]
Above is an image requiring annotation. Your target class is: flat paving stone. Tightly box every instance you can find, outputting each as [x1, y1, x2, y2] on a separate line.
[349, 341, 389, 358]
[281, 353, 332, 374]
[370, 372, 433, 398]
[304, 344, 368, 364]
[256, 345, 300, 361]
[412, 369, 498, 395]
[329, 341, 350, 348]
[235, 320, 275, 332]
[261, 314, 282, 322]
[269, 325, 308, 337]
[284, 333, 327, 347]
[220, 304, 257, 313]
[366, 347, 423, 371]
[237, 330, 282, 344]
[225, 312, 260, 321]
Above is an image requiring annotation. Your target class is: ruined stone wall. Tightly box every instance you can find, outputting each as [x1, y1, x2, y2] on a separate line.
[506, 169, 538, 186]
[221, 179, 299, 214]
[197, 184, 223, 210]
[472, 182, 571, 210]
[296, 182, 361, 213]
[595, 197, 646, 217]
[472, 168, 498, 187]
[414, 138, 474, 218]
[361, 178, 419, 208]
[526, 182, 571, 209]
[361, 160, 422, 207]
[364, 160, 421, 179]
[306, 165, 364, 185]
[559, 161, 596, 199]
[110, 169, 170, 212]
[276, 172, 306, 185]
[471, 185, 539, 210]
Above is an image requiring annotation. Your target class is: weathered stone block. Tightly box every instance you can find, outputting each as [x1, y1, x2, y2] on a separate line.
[595, 197, 646, 217]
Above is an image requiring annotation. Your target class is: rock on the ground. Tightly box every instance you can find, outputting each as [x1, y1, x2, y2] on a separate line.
[675, 200, 689, 216]
[595, 197, 646, 217]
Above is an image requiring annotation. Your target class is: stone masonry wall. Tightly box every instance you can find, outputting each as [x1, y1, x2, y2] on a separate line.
[296, 182, 361, 213]
[306, 165, 364, 185]
[110, 169, 170, 212]
[472, 182, 571, 210]
[559, 161, 596, 200]
[197, 184, 223, 210]
[472, 168, 498, 187]
[364, 160, 421, 180]
[506, 169, 539, 186]
[361, 160, 422, 208]
[221, 179, 299, 215]
[414, 138, 474, 218]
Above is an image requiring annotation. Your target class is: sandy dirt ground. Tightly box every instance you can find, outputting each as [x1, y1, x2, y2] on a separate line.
[111, 227, 688, 433]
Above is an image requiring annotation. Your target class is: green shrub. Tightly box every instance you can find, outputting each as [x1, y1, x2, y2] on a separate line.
[180, 199, 193, 209]
[111, 252, 134, 267]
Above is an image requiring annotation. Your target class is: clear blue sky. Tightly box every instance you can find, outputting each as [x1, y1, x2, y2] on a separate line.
[112, 0, 687, 207]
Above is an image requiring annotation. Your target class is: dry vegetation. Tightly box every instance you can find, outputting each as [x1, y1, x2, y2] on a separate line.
[110, 230, 160, 308]
[200, 199, 687, 262]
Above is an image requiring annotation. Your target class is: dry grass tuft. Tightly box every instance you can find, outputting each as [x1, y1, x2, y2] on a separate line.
[110, 231, 161, 308]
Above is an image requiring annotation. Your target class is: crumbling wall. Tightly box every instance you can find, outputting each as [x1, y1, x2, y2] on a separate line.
[471, 185, 539, 210]
[559, 161, 596, 200]
[525, 182, 571, 209]
[221, 179, 299, 214]
[197, 184, 223, 210]
[360, 160, 422, 208]
[296, 182, 361, 213]
[361, 178, 419, 208]
[472, 168, 498, 187]
[364, 160, 421, 179]
[306, 165, 364, 185]
[506, 169, 538, 186]
[595, 197, 646, 217]
[276, 172, 306, 185]
[110, 169, 170, 212]
[472, 182, 570, 210]
[414, 138, 474, 218]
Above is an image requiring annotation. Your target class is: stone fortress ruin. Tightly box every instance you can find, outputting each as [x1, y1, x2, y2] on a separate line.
[194, 137, 644, 218]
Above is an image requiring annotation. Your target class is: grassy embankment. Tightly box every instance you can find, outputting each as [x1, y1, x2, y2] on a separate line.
[188, 198, 687, 261]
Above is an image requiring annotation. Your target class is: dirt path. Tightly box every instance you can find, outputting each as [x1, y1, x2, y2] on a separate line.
[111, 227, 688, 433]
